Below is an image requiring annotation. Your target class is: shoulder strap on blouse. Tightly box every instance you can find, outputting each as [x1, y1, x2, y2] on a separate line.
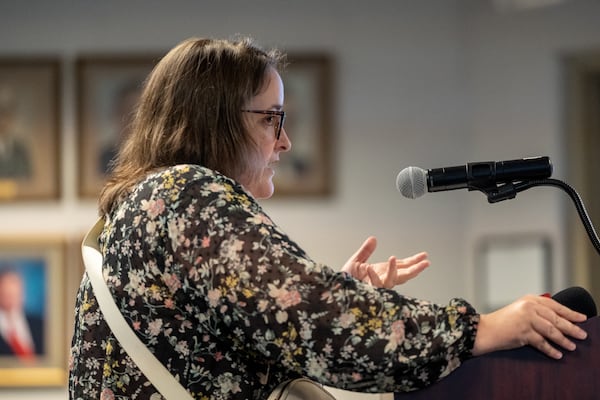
[81, 218, 194, 400]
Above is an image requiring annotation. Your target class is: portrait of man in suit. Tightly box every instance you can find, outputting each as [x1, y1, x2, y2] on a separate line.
[0, 267, 45, 359]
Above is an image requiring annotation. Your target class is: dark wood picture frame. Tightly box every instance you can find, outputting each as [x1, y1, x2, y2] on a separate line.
[76, 55, 160, 198]
[0, 58, 61, 201]
[273, 53, 334, 197]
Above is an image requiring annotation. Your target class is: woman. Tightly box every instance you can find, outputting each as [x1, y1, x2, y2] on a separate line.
[69, 37, 587, 400]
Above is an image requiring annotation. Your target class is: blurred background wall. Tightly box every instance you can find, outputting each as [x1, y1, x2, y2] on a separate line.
[0, 0, 599, 398]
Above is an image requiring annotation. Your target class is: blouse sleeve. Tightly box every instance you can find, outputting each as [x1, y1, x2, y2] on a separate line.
[157, 168, 479, 393]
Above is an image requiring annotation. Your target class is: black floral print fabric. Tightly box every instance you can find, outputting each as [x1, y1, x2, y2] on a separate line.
[68, 164, 479, 400]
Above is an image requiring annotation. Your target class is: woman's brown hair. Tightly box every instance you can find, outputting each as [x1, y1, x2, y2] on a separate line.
[98, 37, 285, 216]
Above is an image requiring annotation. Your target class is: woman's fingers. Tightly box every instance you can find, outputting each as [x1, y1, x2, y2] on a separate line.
[527, 298, 588, 358]
[394, 259, 430, 285]
[540, 295, 588, 323]
[341, 237, 377, 279]
[530, 334, 564, 359]
[366, 265, 384, 287]
[365, 257, 396, 288]
[397, 252, 428, 268]
[351, 237, 377, 264]
[528, 319, 571, 359]
[384, 256, 397, 288]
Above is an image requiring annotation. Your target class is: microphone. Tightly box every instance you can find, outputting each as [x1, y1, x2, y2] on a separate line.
[396, 156, 553, 199]
[551, 286, 597, 318]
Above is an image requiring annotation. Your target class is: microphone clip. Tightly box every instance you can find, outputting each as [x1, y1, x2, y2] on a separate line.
[473, 180, 534, 203]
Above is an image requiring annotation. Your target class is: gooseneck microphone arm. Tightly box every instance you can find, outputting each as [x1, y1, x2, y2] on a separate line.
[480, 178, 600, 256]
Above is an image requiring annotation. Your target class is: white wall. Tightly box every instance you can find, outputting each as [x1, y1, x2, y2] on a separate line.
[0, 1, 599, 399]
[461, 0, 600, 299]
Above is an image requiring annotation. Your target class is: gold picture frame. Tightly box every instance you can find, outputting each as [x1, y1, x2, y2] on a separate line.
[273, 53, 334, 197]
[76, 55, 160, 198]
[0, 58, 61, 201]
[0, 236, 67, 387]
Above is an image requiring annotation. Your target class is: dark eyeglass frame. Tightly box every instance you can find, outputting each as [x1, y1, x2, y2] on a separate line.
[241, 109, 286, 140]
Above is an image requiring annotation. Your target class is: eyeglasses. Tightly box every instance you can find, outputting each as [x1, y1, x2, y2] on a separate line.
[241, 109, 286, 140]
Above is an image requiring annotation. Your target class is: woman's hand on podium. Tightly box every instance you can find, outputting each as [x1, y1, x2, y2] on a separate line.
[473, 294, 588, 359]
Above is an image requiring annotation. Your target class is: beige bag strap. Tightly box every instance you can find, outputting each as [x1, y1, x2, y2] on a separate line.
[81, 218, 193, 400]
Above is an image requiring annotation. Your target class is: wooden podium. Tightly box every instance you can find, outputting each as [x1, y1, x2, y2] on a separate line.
[394, 316, 599, 399]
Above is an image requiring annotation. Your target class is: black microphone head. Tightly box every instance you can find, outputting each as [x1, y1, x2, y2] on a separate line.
[396, 166, 427, 199]
[552, 286, 597, 318]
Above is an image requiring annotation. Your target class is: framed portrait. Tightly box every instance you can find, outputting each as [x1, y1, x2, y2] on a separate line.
[475, 234, 552, 313]
[0, 236, 67, 387]
[0, 59, 61, 201]
[76, 55, 161, 198]
[273, 53, 334, 197]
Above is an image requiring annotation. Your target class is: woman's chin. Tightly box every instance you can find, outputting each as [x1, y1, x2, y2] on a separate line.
[250, 180, 275, 200]
[259, 185, 275, 199]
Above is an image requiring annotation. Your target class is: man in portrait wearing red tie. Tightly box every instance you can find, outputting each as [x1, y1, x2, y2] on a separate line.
[0, 268, 44, 359]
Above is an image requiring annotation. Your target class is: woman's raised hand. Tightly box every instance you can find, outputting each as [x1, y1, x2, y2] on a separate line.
[342, 236, 430, 289]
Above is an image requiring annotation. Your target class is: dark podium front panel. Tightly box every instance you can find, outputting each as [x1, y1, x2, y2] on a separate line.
[394, 317, 599, 400]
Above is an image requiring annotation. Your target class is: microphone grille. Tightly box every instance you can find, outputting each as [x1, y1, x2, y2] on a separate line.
[396, 166, 427, 199]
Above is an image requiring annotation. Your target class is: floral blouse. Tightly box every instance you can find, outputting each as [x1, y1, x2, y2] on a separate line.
[68, 164, 479, 400]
